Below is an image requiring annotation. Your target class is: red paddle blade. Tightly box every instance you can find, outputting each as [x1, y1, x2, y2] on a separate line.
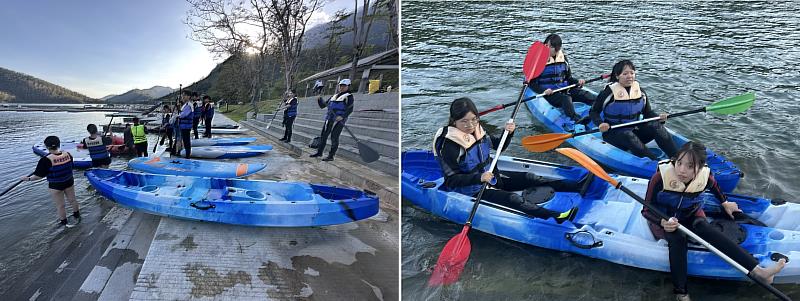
[428, 226, 472, 286]
[522, 41, 550, 82]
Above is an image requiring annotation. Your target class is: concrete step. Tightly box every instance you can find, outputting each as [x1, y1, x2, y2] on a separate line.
[291, 116, 398, 141]
[259, 112, 398, 129]
[247, 118, 398, 159]
[242, 120, 398, 176]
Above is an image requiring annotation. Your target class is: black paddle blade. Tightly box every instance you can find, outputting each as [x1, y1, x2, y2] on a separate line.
[357, 141, 380, 163]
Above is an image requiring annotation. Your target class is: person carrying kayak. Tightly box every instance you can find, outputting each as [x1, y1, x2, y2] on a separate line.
[81, 124, 111, 168]
[531, 34, 594, 126]
[310, 79, 354, 161]
[433, 97, 579, 222]
[590, 59, 678, 160]
[641, 141, 786, 301]
[280, 89, 298, 143]
[22, 136, 80, 228]
[131, 117, 148, 157]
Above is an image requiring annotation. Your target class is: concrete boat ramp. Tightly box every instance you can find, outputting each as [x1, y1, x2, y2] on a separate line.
[4, 115, 398, 301]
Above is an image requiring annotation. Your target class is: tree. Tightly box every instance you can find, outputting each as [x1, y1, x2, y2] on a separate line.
[324, 9, 350, 70]
[347, 0, 380, 93]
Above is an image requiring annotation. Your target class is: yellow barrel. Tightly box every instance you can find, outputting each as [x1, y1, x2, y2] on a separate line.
[368, 80, 380, 94]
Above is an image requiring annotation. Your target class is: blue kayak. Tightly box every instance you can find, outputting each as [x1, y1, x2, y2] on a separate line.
[524, 88, 742, 192]
[86, 169, 380, 227]
[128, 157, 266, 178]
[190, 137, 257, 147]
[178, 145, 272, 159]
[32, 140, 93, 169]
[402, 150, 800, 283]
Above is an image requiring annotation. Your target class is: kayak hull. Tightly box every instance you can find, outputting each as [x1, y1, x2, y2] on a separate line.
[128, 157, 266, 178]
[86, 169, 380, 227]
[178, 145, 272, 159]
[402, 150, 800, 283]
[32, 141, 93, 169]
[523, 87, 742, 192]
[189, 137, 257, 146]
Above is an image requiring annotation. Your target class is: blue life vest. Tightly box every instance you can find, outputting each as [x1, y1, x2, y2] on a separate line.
[204, 104, 214, 119]
[326, 92, 351, 121]
[83, 136, 110, 160]
[285, 97, 298, 117]
[47, 152, 73, 183]
[179, 103, 194, 129]
[601, 82, 646, 125]
[653, 160, 711, 217]
[534, 51, 570, 91]
[193, 103, 202, 121]
[433, 126, 493, 196]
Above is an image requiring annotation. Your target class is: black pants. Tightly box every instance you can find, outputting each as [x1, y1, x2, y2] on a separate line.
[473, 171, 580, 218]
[665, 217, 759, 294]
[134, 142, 148, 157]
[181, 129, 192, 158]
[159, 128, 173, 146]
[204, 117, 212, 138]
[192, 119, 200, 139]
[543, 89, 595, 121]
[602, 122, 678, 160]
[282, 116, 295, 141]
[315, 119, 344, 158]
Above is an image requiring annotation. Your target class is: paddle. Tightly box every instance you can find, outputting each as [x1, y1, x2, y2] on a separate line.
[555, 147, 791, 301]
[479, 74, 610, 116]
[340, 123, 379, 163]
[428, 41, 550, 287]
[521, 92, 756, 152]
[0, 172, 35, 198]
[264, 103, 286, 131]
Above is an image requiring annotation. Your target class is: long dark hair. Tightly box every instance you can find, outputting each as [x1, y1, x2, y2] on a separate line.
[673, 141, 707, 172]
[448, 97, 479, 126]
[609, 60, 636, 83]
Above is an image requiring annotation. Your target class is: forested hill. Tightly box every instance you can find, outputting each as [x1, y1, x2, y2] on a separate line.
[0, 67, 98, 103]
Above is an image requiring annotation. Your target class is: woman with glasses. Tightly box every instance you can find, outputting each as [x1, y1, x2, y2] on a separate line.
[433, 97, 579, 223]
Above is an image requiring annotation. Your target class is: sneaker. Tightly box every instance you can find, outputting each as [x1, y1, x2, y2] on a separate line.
[72, 211, 82, 224]
[59, 219, 77, 228]
[555, 206, 579, 224]
[675, 294, 691, 301]
[322, 157, 334, 161]
[309, 153, 322, 158]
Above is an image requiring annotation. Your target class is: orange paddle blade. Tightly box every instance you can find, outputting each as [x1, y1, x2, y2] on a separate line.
[428, 226, 472, 286]
[521, 133, 573, 152]
[555, 148, 619, 187]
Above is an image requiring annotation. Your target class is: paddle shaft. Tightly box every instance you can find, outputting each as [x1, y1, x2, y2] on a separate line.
[570, 107, 707, 139]
[617, 185, 791, 301]
[0, 172, 35, 198]
[478, 74, 608, 116]
[264, 104, 286, 130]
[465, 83, 529, 225]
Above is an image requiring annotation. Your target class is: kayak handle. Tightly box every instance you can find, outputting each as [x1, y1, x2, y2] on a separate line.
[565, 230, 603, 249]
[190, 202, 216, 210]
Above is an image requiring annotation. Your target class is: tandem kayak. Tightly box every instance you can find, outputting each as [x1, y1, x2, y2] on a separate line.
[190, 137, 257, 146]
[523, 88, 742, 192]
[402, 150, 800, 283]
[178, 145, 272, 159]
[211, 128, 248, 134]
[128, 157, 266, 178]
[86, 169, 380, 227]
[32, 140, 93, 169]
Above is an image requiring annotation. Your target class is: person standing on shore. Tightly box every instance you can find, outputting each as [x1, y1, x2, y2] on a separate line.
[178, 90, 194, 158]
[159, 104, 173, 147]
[131, 117, 148, 157]
[310, 79, 354, 161]
[123, 123, 135, 156]
[192, 92, 202, 139]
[202, 95, 214, 138]
[280, 89, 298, 143]
[22, 136, 80, 228]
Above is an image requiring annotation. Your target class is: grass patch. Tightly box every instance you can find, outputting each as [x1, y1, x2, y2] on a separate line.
[219, 100, 282, 122]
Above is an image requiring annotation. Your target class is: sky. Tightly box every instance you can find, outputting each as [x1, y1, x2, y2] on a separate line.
[0, 0, 352, 99]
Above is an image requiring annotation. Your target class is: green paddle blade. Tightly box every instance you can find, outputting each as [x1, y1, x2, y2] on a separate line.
[707, 92, 755, 114]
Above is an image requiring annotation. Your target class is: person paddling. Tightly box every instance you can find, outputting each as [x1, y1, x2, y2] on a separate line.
[589, 59, 678, 160]
[81, 124, 111, 168]
[641, 142, 786, 301]
[22, 136, 80, 228]
[531, 34, 593, 127]
[310, 79, 354, 161]
[433, 97, 579, 222]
